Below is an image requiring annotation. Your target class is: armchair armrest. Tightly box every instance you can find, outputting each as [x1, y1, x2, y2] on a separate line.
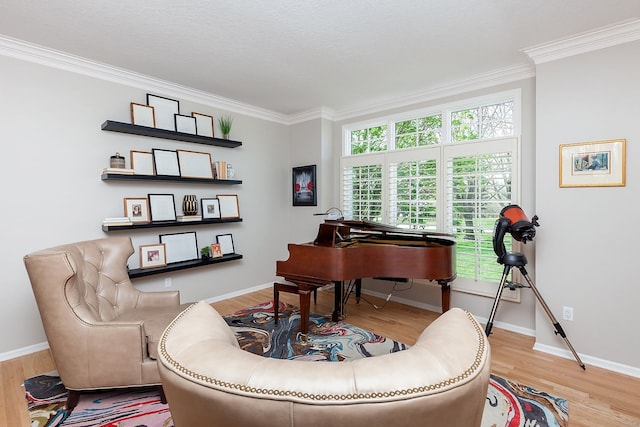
[136, 290, 180, 308]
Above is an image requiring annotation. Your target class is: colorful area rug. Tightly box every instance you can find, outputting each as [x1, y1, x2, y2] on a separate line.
[25, 301, 568, 427]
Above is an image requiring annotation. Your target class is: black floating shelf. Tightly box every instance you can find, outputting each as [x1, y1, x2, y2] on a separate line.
[128, 254, 243, 279]
[103, 217, 243, 232]
[101, 120, 242, 148]
[101, 173, 242, 185]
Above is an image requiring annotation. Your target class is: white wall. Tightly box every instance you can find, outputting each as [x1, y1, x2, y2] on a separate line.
[535, 40, 640, 370]
[0, 53, 291, 356]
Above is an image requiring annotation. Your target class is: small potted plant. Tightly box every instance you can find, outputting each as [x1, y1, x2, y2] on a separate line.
[218, 115, 233, 139]
[200, 246, 211, 260]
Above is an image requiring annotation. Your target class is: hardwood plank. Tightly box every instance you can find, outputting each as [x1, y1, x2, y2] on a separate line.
[2, 287, 639, 426]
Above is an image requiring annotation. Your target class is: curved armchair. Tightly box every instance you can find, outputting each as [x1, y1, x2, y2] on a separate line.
[23, 236, 191, 411]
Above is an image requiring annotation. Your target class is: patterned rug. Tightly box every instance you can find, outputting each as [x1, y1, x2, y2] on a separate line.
[24, 301, 568, 427]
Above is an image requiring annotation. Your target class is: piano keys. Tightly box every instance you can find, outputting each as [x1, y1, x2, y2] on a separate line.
[275, 220, 456, 335]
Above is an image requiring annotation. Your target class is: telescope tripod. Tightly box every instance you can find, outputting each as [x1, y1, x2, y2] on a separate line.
[485, 252, 586, 370]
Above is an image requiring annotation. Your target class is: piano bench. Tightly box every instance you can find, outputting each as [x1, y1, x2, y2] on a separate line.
[273, 282, 321, 336]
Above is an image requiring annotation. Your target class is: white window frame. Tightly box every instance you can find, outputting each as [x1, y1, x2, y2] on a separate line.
[341, 89, 522, 299]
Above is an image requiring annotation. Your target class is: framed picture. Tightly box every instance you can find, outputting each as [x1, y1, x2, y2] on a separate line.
[216, 234, 235, 255]
[123, 197, 150, 223]
[148, 193, 176, 222]
[192, 112, 214, 137]
[130, 150, 155, 175]
[130, 103, 155, 127]
[201, 197, 221, 219]
[211, 243, 223, 258]
[292, 165, 317, 206]
[177, 149, 214, 179]
[217, 194, 240, 218]
[175, 114, 197, 134]
[139, 243, 166, 269]
[559, 139, 626, 188]
[160, 232, 198, 264]
[152, 149, 181, 176]
[146, 94, 179, 131]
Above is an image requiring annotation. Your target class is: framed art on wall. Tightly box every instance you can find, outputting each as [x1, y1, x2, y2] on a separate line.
[559, 139, 626, 188]
[201, 197, 221, 219]
[148, 193, 176, 222]
[217, 194, 240, 218]
[130, 150, 155, 175]
[130, 103, 155, 128]
[152, 149, 181, 177]
[146, 93, 179, 131]
[216, 233, 235, 255]
[175, 114, 197, 134]
[177, 149, 214, 179]
[160, 232, 198, 264]
[124, 197, 150, 223]
[292, 164, 317, 206]
[192, 112, 214, 137]
[139, 243, 166, 269]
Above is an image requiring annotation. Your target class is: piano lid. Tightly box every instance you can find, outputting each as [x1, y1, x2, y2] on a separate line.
[323, 219, 455, 239]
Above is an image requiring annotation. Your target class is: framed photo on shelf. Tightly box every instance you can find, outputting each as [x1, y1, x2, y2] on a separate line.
[177, 149, 214, 179]
[160, 231, 198, 264]
[130, 150, 155, 175]
[559, 139, 626, 188]
[123, 197, 150, 223]
[201, 197, 221, 219]
[139, 243, 166, 269]
[216, 233, 235, 255]
[292, 164, 317, 206]
[192, 112, 214, 137]
[175, 114, 197, 134]
[217, 194, 240, 218]
[148, 193, 176, 222]
[130, 102, 155, 128]
[211, 243, 223, 258]
[146, 93, 179, 131]
[152, 148, 181, 176]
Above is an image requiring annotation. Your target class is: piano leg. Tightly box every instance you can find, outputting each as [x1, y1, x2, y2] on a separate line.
[332, 281, 342, 322]
[439, 281, 451, 312]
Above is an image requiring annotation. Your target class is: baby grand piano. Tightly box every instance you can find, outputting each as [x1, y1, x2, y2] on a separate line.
[275, 220, 456, 335]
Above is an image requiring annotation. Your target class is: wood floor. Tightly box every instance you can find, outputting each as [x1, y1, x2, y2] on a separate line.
[2, 288, 639, 426]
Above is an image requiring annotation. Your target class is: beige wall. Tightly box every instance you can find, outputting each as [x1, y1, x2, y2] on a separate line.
[534, 40, 640, 371]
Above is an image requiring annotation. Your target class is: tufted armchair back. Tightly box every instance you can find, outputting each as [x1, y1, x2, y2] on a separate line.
[24, 236, 190, 397]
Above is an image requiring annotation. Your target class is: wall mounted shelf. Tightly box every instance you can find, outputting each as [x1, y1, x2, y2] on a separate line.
[103, 217, 243, 232]
[101, 120, 242, 148]
[101, 173, 242, 185]
[128, 253, 243, 279]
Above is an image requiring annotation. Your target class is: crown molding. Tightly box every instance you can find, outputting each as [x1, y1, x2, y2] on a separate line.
[0, 35, 291, 124]
[524, 18, 640, 65]
[333, 64, 535, 122]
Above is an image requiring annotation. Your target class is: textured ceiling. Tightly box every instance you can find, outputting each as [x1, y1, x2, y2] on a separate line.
[1, 1, 639, 116]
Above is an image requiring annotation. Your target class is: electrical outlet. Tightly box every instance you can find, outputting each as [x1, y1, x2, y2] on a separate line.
[562, 306, 574, 321]
[164, 277, 172, 288]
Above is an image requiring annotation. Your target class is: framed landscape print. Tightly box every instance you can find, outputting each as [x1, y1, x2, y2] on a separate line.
[559, 139, 626, 188]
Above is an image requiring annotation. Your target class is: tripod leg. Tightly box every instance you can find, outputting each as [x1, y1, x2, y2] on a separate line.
[519, 267, 586, 370]
[485, 265, 512, 336]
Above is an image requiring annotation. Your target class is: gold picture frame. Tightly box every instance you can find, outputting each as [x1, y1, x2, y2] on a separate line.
[559, 139, 626, 188]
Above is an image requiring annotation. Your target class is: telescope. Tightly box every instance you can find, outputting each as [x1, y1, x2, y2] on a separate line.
[486, 204, 585, 370]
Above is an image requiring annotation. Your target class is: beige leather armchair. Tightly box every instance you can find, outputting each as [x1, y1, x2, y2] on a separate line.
[158, 302, 491, 427]
[23, 236, 192, 411]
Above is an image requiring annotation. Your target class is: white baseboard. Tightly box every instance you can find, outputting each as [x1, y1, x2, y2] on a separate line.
[3, 283, 638, 379]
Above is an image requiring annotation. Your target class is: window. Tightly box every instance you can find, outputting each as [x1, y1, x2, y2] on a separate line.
[341, 90, 520, 298]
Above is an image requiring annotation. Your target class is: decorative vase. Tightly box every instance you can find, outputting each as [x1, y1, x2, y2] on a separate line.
[182, 195, 198, 216]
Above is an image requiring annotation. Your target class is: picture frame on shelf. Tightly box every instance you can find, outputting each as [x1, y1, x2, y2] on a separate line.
[146, 93, 179, 131]
[130, 102, 155, 128]
[124, 197, 150, 223]
[201, 197, 221, 219]
[160, 231, 198, 264]
[292, 164, 317, 206]
[192, 112, 214, 137]
[152, 148, 180, 176]
[559, 139, 626, 188]
[148, 193, 176, 222]
[211, 243, 223, 258]
[139, 243, 166, 269]
[177, 149, 214, 179]
[216, 233, 235, 255]
[175, 114, 197, 134]
[217, 194, 240, 218]
[130, 150, 155, 175]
